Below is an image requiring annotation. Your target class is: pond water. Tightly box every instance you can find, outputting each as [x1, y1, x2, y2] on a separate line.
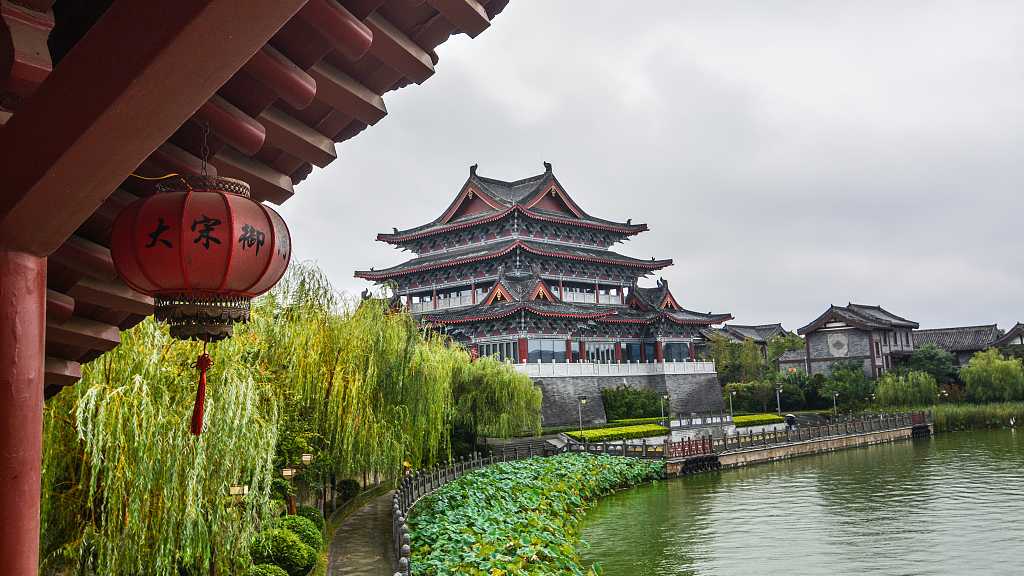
[579, 429, 1023, 576]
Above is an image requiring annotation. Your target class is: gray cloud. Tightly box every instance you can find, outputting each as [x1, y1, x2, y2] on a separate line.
[279, 0, 1024, 333]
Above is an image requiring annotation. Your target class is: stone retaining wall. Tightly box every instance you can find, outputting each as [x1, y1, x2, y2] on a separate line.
[716, 425, 933, 469]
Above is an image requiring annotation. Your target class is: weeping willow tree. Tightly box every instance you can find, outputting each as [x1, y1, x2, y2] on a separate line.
[40, 262, 542, 575]
[40, 315, 280, 576]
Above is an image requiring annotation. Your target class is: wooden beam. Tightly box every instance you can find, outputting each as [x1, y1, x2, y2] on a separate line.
[297, 0, 373, 61]
[193, 94, 266, 156]
[45, 314, 120, 351]
[257, 105, 337, 168]
[209, 146, 294, 205]
[426, 0, 489, 38]
[45, 288, 73, 325]
[365, 12, 434, 85]
[0, 0, 309, 257]
[43, 355, 80, 389]
[242, 45, 317, 110]
[65, 276, 153, 317]
[48, 234, 116, 282]
[308, 61, 387, 125]
[337, 0, 384, 20]
[0, 0, 55, 107]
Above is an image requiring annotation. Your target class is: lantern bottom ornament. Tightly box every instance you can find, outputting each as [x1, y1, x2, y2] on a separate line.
[111, 174, 292, 435]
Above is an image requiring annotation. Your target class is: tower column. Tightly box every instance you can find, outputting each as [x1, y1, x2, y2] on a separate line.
[615, 341, 622, 363]
[655, 341, 664, 363]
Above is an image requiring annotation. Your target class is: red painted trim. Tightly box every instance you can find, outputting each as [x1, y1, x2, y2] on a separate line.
[422, 304, 615, 324]
[379, 204, 645, 244]
[356, 240, 670, 280]
[439, 185, 504, 224]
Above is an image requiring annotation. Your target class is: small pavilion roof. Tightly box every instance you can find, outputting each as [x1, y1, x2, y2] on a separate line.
[914, 325, 1000, 352]
[355, 238, 672, 280]
[378, 163, 648, 243]
[798, 303, 919, 335]
[991, 322, 1024, 348]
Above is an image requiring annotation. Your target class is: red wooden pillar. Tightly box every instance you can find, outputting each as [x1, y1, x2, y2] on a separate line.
[470, 343, 479, 360]
[565, 339, 573, 362]
[518, 338, 527, 363]
[558, 278, 563, 300]
[471, 279, 476, 304]
[655, 341, 664, 363]
[689, 341, 695, 361]
[579, 341, 586, 363]
[0, 251, 46, 576]
[615, 342, 622, 363]
[432, 286, 437, 310]
[640, 341, 647, 363]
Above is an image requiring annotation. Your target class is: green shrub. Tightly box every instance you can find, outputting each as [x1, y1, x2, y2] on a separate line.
[565, 424, 667, 442]
[336, 478, 361, 503]
[600, 385, 666, 421]
[961, 349, 1024, 402]
[240, 565, 289, 576]
[250, 528, 315, 576]
[269, 515, 322, 550]
[733, 414, 785, 427]
[409, 453, 664, 575]
[874, 370, 938, 407]
[294, 505, 325, 533]
[609, 416, 667, 425]
[931, 402, 1024, 432]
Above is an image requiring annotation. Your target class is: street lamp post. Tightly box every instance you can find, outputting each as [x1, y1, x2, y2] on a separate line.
[577, 395, 588, 442]
[728, 387, 736, 420]
[832, 390, 839, 420]
[660, 393, 669, 427]
[281, 453, 314, 515]
[775, 384, 784, 417]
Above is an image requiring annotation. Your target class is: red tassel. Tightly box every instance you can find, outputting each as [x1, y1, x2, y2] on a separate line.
[190, 352, 213, 436]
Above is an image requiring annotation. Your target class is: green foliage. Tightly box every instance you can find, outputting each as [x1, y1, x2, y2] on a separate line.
[565, 424, 668, 442]
[270, 515, 322, 550]
[931, 402, 1024, 432]
[408, 454, 664, 576]
[294, 505, 325, 533]
[241, 564, 290, 576]
[999, 344, 1024, 361]
[451, 355, 543, 447]
[874, 370, 938, 407]
[908, 344, 956, 386]
[608, 417, 667, 425]
[250, 529, 316, 576]
[733, 414, 786, 427]
[599, 385, 667, 421]
[819, 359, 873, 410]
[703, 332, 767, 384]
[961, 349, 1024, 402]
[767, 332, 805, 361]
[335, 478, 361, 504]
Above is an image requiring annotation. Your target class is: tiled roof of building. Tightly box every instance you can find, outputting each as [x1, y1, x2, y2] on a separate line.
[718, 323, 790, 344]
[991, 322, 1024, 348]
[913, 325, 1000, 352]
[378, 165, 648, 243]
[798, 303, 919, 335]
[775, 349, 807, 362]
[355, 238, 672, 279]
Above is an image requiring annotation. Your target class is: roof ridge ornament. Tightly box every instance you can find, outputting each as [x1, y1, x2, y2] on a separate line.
[543, 161, 552, 172]
[470, 163, 478, 176]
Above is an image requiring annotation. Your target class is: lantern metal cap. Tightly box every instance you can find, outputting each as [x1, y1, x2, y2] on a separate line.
[156, 174, 251, 197]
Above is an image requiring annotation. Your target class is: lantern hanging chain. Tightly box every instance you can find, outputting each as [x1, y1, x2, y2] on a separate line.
[200, 120, 211, 177]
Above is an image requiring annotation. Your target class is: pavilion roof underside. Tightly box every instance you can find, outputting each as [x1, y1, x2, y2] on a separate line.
[355, 238, 672, 280]
[420, 299, 730, 326]
[0, 0, 510, 396]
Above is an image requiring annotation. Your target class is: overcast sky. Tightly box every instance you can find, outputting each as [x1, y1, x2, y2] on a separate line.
[277, 0, 1024, 333]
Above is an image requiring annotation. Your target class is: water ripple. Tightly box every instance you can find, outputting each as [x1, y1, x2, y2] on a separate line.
[580, 429, 1024, 576]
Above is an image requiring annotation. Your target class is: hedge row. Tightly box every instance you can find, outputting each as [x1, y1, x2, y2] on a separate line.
[566, 424, 668, 442]
[408, 453, 665, 575]
[608, 417, 667, 425]
[733, 414, 785, 427]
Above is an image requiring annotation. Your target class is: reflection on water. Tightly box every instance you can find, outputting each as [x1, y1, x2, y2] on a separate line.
[580, 429, 1023, 576]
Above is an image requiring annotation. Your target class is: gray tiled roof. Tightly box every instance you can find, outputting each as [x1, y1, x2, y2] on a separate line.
[913, 325, 999, 352]
[775, 349, 807, 362]
[356, 238, 671, 279]
[992, 322, 1024, 347]
[799, 303, 919, 334]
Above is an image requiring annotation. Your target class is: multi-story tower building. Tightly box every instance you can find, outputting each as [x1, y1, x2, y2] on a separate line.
[356, 163, 731, 424]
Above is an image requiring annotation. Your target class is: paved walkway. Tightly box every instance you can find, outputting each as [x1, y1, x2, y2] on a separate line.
[327, 491, 396, 576]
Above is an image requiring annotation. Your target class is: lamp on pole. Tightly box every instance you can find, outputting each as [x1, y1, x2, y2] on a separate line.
[775, 383, 784, 417]
[281, 453, 314, 515]
[577, 395, 588, 441]
[660, 392, 669, 427]
[832, 390, 839, 420]
[728, 387, 736, 420]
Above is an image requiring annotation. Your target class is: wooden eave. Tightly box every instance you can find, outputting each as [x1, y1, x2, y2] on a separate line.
[0, 0, 510, 394]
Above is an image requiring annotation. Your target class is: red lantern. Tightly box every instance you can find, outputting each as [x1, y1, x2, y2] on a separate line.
[111, 175, 291, 434]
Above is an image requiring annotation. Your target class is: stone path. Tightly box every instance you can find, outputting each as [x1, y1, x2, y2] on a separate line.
[327, 491, 396, 576]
